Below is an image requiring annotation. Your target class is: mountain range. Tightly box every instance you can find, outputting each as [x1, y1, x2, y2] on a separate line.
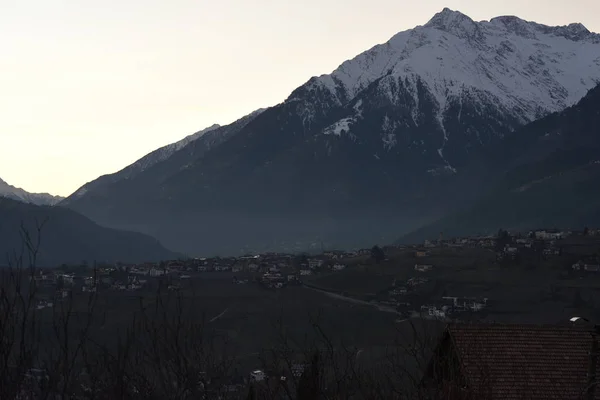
[0, 197, 179, 267]
[0, 177, 64, 206]
[61, 8, 600, 255]
[400, 83, 600, 243]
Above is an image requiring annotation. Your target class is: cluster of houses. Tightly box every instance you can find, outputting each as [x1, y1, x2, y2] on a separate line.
[34, 285, 74, 310]
[497, 237, 564, 260]
[380, 257, 492, 320]
[414, 264, 433, 272]
[29, 249, 360, 302]
[31, 226, 597, 312]
[258, 270, 289, 289]
[423, 236, 496, 249]
[249, 363, 306, 383]
[29, 266, 159, 309]
[256, 257, 348, 289]
[571, 260, 600, 272]
[378, 273, 432, 316]
[420, 296, 488, 319]
[419, 228, 579, 251]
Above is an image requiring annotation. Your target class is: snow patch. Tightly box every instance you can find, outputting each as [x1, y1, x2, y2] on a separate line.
[311, 10, 600, 125]
[322, 101, 365, 137]
[323, 118, 355, 136]
[427, 165, 457, 176]
[353, 99, 363, 117]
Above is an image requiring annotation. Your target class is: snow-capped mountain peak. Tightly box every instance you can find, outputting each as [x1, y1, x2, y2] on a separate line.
[284, 9, 600, 175]
[305, 9, 600, 125]
[425, 8, 482, 39]
[490, 15, 596, 42]
[0, 177, 64, 206]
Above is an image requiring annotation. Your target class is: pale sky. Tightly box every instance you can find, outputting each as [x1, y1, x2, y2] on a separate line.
[1, 0, 598, 196]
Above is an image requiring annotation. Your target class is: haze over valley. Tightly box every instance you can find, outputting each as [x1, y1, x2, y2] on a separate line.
[52, 8, 600, 256]
[3, 4, 600, 398]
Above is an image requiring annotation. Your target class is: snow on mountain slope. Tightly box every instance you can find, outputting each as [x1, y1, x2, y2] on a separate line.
[115, 123, 222, 180]
[66, 108, 267, 201]
[305, 8, 600, 128]
[127, 107, 267, 178]
[67, 124, 221, 199]
[0, 178, 64, 206]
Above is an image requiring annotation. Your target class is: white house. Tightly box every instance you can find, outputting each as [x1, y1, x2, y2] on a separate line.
[332, 264, 346, 271]
[421, 305, 446, 318]
[442, 296, 488, 312]
[299, 269, 312, 276]
[424, 240, 437, 248]
[37, 300, 54, 310]
[414, 264, 433, 272]
[390, 287, 408, 296]
[149, 268, 165, 277]
[543, 248, 560, 256]
[535, 230, 565, 240]
[250, 370, 265, 382]
[291, 364, 305, 378]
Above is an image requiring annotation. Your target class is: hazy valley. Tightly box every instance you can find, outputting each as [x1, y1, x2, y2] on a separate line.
[53, 8, 600, 256]
[3, 6, 600, 399]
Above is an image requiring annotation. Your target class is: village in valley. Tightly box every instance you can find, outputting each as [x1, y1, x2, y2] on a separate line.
[14, 226, 600, 394]
[32, 227, 600, 322]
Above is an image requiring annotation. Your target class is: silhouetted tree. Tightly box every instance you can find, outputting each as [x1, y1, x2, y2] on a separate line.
[295, 253, 309, 267]
[370, 245, 385, 264]
[573, 289, 585, 308]
[3, 223, 525, 399]
[496, 229, 511, 251]
[246, 384, 257, 399]
[297, 351, 321, 400]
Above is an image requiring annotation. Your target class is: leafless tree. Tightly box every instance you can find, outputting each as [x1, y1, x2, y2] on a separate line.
[3, 224, 578, 399]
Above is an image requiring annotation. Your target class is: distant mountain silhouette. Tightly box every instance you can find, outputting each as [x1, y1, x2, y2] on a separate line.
[0, 177, 64, 205]
[0, 197, 180, 267]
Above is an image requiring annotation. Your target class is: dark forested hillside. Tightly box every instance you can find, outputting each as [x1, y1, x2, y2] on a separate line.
[400, 84, 600, 243]
[0, 198, 179, 267]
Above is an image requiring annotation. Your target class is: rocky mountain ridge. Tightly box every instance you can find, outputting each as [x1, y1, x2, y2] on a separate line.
[63, 9, 600, 255]
[0, 178, 64, 206]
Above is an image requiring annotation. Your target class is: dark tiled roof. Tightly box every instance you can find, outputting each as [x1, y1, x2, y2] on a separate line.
[446, 323, 599, 400]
